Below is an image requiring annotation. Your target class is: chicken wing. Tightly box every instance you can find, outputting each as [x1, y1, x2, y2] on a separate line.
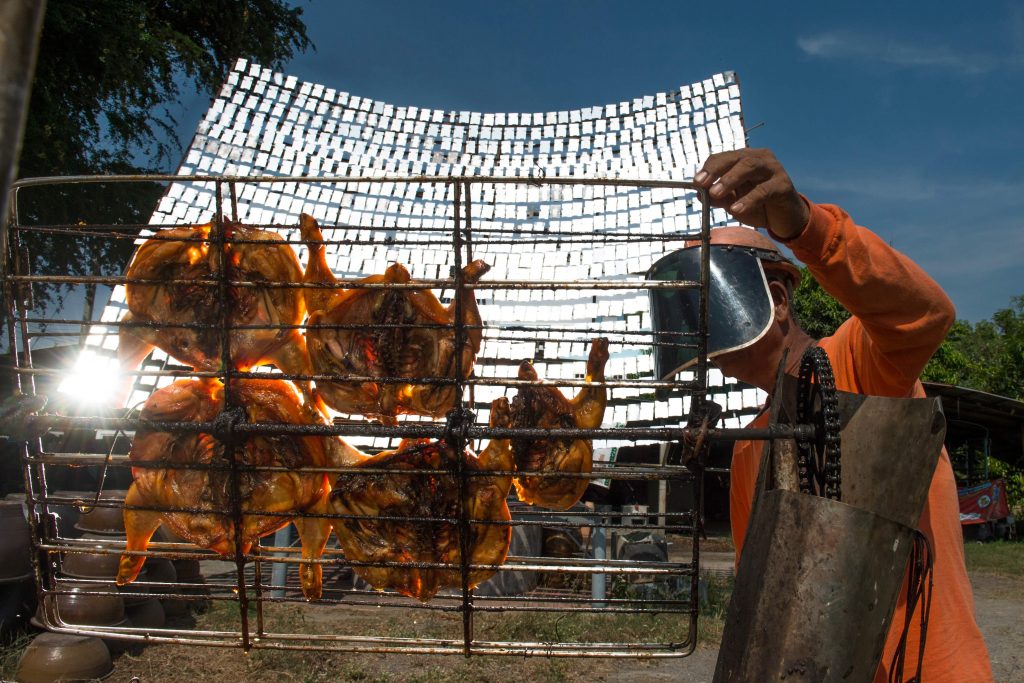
[115, 378, 332, 600]
[300, 213, 488, 423]
[328, 398, 514, 602]
[510, 338, 610, 510]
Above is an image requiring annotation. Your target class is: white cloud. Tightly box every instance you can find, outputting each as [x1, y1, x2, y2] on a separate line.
[797, 31, 1001, 75]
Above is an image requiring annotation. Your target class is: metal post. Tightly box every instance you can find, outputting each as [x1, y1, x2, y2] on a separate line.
[0, 0, 47, 247]
[591, 504, 609, 608]
[658, 443, 670, 528]
[270, 525, 291, 598]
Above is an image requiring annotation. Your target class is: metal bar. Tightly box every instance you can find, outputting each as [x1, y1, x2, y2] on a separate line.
[3, 189, 23, 389]
[213, 178, 253, 652]
[5, 273, 702, 290]
[591, 505, 608, 608]
[29, 458, 702, 481]
[39, 622, 700, 658]
[11, 222, 705, 245]
[451, 179, 473, 655]
[270, 525, 290, 600]
[12, 232, 35, 395]
[47, 545, 693, 575]
[11, 173, 702, 190]
[14, 364, 704, 391]
[40, 511, 696, 534]
[12, 317, 703, 340]
[682, 185, 714, 658]
[465, 180, 476, 449]
[18, 414, 813, 442]
[254, 538, 267, 637]
[686, 467, 702, 658]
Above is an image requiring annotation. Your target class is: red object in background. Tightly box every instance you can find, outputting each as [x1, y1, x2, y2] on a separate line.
[958, 479, 1011, 524]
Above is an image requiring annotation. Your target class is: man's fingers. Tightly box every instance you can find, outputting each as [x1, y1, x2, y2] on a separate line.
[705, 159, 773, 225]
[727, 175, 786, 212]
[696, 149, 771, 186]
[731, 176, 808, 236]
[694, 150, 746, 186]
[695, 148, 804, 233]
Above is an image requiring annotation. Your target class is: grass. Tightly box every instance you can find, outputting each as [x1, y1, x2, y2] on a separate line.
[0, 630, 32, 681]
[59, 571, 729, 683]
[963, 540, 1024, 578]
[697, 575, 733, 643]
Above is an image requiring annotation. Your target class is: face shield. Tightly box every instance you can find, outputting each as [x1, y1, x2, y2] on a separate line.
[646, 244, 779, 384]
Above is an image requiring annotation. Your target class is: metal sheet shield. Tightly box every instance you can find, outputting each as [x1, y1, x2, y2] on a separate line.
[647, 245, 774, 380]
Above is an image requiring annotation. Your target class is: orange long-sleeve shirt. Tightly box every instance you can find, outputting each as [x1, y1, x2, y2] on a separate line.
[729, 201, 993, 682]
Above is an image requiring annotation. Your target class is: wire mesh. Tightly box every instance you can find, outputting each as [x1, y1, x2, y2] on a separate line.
[2, 173, 731, 658]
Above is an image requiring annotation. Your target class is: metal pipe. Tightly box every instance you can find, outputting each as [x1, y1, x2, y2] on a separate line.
[591, 504, 609, 608]
[11, 173, 703, 190]
[270, 524, 291, 599]
[18, 414, 814, 442]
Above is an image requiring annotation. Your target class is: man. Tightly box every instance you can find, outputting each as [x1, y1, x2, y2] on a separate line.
[688, 148, 991, 681]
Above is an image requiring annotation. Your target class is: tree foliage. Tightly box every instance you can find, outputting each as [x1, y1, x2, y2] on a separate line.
[922, 296, 1024, 401]
[789, 267, 850, 339]
[21, 0, 312, 179]
[9, 0, 312, 333]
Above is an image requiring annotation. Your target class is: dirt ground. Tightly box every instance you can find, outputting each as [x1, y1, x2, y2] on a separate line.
[612, 572, 1024, 683]
[970, 573, 1024, 682]
[77, 569, 1021, 683]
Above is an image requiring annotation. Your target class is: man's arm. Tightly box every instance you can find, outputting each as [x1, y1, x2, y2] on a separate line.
[696, 149, 955, 396]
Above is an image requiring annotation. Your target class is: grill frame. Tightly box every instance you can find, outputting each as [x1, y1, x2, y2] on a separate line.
[2, 173, 791, 658]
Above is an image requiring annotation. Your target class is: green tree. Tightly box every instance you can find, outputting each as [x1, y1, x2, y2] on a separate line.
[919, 320, 975, 387]
[988, 297, 1024, 401]
[21, 0, 311, 179]
[789, 267, 850, 339]
[8, 0, 312, 336]
[922, 297, 1024, 401]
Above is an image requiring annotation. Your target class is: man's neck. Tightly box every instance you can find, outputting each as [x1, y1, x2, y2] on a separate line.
[763, 334, 817, 397]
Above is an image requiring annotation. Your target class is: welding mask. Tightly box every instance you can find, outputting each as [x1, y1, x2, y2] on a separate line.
[647, 242, 790, 382]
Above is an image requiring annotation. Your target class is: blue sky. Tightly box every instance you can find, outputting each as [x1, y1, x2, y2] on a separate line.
[169, 0, 1024, 323]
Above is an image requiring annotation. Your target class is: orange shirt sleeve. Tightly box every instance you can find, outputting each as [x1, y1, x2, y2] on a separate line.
[777, 200, 955, 397]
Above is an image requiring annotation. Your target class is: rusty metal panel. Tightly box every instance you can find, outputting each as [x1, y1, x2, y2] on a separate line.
[716, 388, 945, 681]
[714, 489, 914, 682]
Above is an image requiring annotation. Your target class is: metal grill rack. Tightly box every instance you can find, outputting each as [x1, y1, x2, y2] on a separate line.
[0, 173, 797, 659]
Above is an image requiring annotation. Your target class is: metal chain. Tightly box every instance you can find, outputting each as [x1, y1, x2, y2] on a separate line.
[795, 346, 842, 501]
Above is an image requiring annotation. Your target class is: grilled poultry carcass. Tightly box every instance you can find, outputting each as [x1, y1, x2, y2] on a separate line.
[300, 213, 489, 423]
[510, 338, 610, 510]
[115, 378, 334, 600]
[328, 398, 514, 602]
[118, 222, 317, 404]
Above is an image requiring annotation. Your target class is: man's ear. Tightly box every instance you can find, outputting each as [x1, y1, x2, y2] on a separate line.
[768, 280, 791, 323]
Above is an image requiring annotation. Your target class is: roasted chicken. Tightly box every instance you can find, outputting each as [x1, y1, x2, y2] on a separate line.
[328, 398, 515, 602]
[510, 338, 610, 510]
[300, 213, 489, 423]
[118, 222, 316, 403]
[115, 378, 333, 600]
